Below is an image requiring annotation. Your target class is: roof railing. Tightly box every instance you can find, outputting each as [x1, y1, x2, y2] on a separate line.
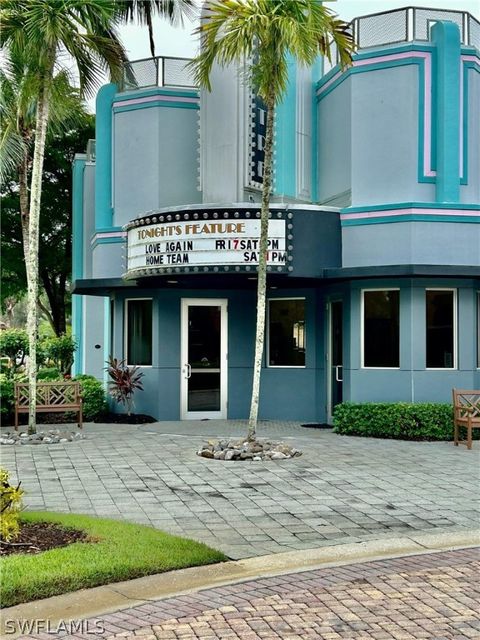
[120, 55, 196, 91]
[118, 7, 480, 89]
[325, 6, 479, 73]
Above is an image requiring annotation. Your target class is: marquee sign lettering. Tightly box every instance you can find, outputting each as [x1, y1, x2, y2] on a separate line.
[125, 210, 293, 277]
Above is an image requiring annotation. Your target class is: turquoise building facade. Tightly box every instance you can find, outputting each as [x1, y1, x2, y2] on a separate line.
[72, 7, 480, 422]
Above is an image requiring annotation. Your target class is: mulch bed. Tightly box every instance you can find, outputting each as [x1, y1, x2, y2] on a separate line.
[0, 522, 89, 557]
[93, 413, 156, 424]
[301, 423, 333, 429]
[2, 412, 156, 427]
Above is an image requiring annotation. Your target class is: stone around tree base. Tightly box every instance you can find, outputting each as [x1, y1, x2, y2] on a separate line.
[197, 438, 302, 461]
[0, 430, 85, 446]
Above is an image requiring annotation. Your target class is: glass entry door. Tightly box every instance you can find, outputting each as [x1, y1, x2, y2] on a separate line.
[181, 299, 228, 419]
[327, 300, 343, 424]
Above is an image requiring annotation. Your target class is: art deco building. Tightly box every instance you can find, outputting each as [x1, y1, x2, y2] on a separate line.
[72, 6, 480, 421]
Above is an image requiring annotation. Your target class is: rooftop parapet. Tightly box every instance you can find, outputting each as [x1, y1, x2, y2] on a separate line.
[325, 5, 479, 72]
[117, 7, 480, 91]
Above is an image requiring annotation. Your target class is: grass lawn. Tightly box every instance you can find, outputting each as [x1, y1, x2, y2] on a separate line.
[2, 512, 227, 608]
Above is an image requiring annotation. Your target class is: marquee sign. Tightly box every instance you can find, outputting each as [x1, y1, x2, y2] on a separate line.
[125, 210, 293, 277]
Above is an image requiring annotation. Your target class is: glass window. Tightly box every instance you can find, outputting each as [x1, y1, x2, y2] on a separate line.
[426, 290, 455, 369]
[268, 299, 305, 367]
[126, 299, 152, 365]
[363, 290, 400, 367]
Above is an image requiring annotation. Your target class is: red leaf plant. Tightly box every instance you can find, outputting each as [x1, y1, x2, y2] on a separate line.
[106, 356, 144, 416]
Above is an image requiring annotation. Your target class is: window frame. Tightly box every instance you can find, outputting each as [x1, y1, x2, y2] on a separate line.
[425, 287, 457, 371]
[360, 288, 401, 370]
[124, 297, 153, 367]
[267, 297, 306, 369]
[477, 291, 480, 370]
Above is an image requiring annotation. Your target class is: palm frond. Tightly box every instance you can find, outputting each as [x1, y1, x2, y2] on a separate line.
[0, 124, 27, 184]
[190, 0, 355, 103]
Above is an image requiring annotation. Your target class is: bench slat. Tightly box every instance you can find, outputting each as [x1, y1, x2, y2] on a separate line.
[14, 382, 83, 431]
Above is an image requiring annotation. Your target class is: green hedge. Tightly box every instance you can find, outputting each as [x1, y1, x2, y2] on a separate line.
[332, 402, 463, 441]
[73, 375, 107, 421]
[36, 367, 62, 381]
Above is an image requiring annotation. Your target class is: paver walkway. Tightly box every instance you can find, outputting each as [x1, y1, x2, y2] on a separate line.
[3, 421, 479, 559]
[18, 548, 480, 639]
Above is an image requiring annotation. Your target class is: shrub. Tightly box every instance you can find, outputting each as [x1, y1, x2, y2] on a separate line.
[0, 374, 15, 418]
[0, 372, 27, 420]
[332, 402, 462, 441]
[42, 335, 76, 375]
[106, 357, 144, 416]
[0, 469, 24, 542]
[72, 375, 107, 421]
[0, 329, 28, 375]
[37, 367, 62, 381]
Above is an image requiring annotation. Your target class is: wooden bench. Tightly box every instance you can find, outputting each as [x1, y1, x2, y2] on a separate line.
[452, 389, 480, 450]
[14, 382, 83, 431]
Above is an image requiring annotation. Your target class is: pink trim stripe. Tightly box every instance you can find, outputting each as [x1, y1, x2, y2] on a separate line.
[354, 52, 433, 177]
[461, 54, 480, 64]
[341, 208, 480, 220]
[317, 51, 434, 178]
[460, 55, 480, 177]
[113, 94, 199, 108]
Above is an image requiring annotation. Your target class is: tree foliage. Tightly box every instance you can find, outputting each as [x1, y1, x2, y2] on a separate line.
[0, 329, 29, 375]
[1, 116, 96, 335]
[0, 0, 126, 434]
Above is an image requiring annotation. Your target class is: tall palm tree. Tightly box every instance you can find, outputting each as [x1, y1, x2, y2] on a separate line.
[118, 0, 195, 58]
[1, 0, 126, 434]
[192, 0, 354, 441]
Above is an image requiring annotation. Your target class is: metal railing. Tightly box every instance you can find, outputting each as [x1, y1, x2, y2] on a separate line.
[120, 55, 196, 91]
[86, 139, 96, 162]
[118, 7, 480, 89]
[325, 6, 480, 73]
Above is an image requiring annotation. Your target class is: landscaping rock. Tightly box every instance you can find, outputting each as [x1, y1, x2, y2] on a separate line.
[270, 451, 288, 460]
[196, 437, 302, 462]
[0, 429, 85, 446]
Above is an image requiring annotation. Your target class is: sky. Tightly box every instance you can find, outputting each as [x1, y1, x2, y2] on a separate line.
[119, 0, 480, 60]
[88, 0, 480, 109]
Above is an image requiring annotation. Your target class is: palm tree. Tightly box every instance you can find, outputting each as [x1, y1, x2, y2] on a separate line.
[1, 0, 126, 434]
[192, 0, 354, 441]
[1, 49, 89, 267]
[118, 0, 195, 58]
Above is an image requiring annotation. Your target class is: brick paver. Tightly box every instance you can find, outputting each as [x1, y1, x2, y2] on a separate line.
[16, 549, 480, 639]
[2, 421, 479, 559]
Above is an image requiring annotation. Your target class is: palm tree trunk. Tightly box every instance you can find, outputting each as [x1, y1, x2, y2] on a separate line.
[19, 149, 30, 266]
[26, 74, 51, 434]
[247, 88, 275, 441]
[146, 5, 156, 58]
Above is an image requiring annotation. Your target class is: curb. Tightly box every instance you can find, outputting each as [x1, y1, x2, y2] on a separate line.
[2, 529, 479, 638]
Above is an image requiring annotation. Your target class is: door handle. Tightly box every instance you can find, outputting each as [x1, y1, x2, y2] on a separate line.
[185, 363, 191, 379]
[334, 365, 343, 382]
